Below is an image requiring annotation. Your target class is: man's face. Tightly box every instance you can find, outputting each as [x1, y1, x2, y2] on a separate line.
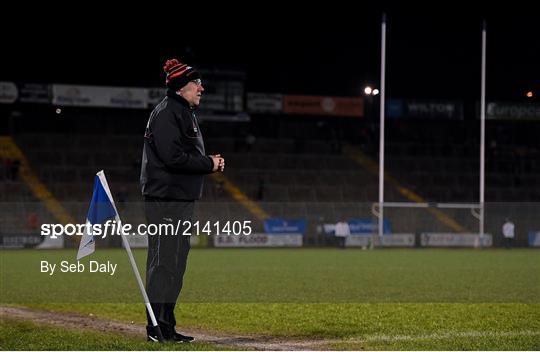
[179, 79, 204, 106]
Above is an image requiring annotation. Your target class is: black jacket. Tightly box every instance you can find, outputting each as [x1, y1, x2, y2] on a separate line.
[140, 90, 214, 200]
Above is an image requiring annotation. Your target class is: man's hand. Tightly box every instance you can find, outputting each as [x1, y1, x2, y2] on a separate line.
[210, 154, 225, 172]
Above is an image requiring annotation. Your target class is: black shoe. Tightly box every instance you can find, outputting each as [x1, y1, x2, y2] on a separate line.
[146, 326, 165, 343]
[168, 331, 194, 343]
[147, 334, 160, 342]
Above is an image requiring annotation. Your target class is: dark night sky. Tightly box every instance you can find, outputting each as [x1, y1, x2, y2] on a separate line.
[3, 3, 539, 102]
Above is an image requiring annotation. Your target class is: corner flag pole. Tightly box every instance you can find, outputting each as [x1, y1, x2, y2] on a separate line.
[119, 234, 164, 342]
[378, 13, 387, 238]
[98, 171, 164, 342]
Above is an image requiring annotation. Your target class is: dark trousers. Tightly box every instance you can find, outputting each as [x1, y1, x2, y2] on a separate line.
[144, 197, 194, 337]
[336, 236, 346, 248]
[504, 237, 513, 249]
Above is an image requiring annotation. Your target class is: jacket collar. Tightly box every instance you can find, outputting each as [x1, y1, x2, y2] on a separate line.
[166, 88, 194, 109]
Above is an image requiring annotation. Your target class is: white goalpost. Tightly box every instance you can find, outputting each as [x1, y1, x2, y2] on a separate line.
[377, 13, 387, 238]
[374, 15, 488, 241]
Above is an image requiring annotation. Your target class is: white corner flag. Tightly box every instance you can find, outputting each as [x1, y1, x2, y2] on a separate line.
[77, 171, 118, 260]
[77, 170, 165, 342]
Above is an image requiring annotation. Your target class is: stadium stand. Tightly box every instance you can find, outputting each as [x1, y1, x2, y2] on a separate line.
[1, 105, 539, 247]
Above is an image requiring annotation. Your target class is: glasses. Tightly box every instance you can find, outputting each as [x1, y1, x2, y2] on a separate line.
[191, 79, 203, 86]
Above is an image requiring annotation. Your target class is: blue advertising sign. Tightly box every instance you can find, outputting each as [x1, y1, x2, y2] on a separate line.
[348, 219, 391, 235]
[387, 99, 463, 119]
[528, 231, 540, 247]
[386, 99, 404, 118]
[264, 218, 307, 234]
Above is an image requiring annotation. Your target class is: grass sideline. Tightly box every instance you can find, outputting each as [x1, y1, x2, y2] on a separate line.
[0, 318, 232, 351]
[5, 303, 540, 350]
[1, 248, 539, 350]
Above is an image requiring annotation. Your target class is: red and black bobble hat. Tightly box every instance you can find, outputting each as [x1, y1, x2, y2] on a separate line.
[163, 58, 201, 91]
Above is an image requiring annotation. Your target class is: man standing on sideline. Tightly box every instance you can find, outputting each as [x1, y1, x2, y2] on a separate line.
[140, 58, 224, 342]
[335, 219, 350, 249]
[502, 218, 515, 249]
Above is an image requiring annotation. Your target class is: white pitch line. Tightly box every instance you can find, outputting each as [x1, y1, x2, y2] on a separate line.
[349, 330, 540, 343]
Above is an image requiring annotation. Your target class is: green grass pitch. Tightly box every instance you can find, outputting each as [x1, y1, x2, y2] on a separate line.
[1, 248, 539, 350]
